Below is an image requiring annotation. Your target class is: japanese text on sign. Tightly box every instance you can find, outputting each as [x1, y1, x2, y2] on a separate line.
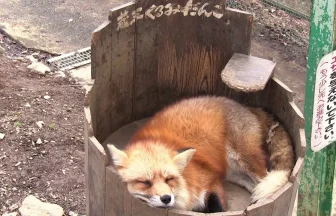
[311, 50, 336, 152]
[116, 0, 225, 30]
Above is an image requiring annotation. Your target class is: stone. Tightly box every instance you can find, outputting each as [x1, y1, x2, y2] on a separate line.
[0, 133, 5, 140]
[26, 55, 38, 63]
[36, 121, 44, 129]
[24, 103, 31, 108]
[19, 195, 64, 216]
[69, 211, 78, 216]
[55, 71, 66, 78]
[36, 138, 43, 145]
[27, 62, 50, 75]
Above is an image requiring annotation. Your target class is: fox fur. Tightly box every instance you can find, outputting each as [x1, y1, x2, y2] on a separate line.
[107, 96, 295, 213]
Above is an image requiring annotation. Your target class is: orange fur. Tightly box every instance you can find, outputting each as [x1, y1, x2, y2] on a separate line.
[107, 96, 294, 212]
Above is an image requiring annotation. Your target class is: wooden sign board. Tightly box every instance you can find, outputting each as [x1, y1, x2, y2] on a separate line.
[311, 50, 336, 152]
[115, 0, 227, 31]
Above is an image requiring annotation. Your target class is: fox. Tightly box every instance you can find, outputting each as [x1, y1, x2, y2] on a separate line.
[107, 95, 295, 213]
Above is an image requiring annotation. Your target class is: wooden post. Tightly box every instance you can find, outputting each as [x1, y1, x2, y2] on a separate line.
[298, 0, 336, 215]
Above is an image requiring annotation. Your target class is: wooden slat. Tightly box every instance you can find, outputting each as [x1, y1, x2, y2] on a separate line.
[267, 78, 305, 160]
[270, 183, 293, 216]
[168, 209, 204, 216]
[91, 21, 111, 80]
[84, 106, 94, 215]
[287, 176, 301, 216]
[221, 53, 275, 92]
[265, 81, 302, 216]
[105, 166, 130, 216]
[246, 199, 274, 216]
[90, 21, 114, 143]
[84, 106, 94, 137]
[130, 199, 167, 216]
[90, 2, 136, 144]
[87, 137, 108, 216]
[108, 2, 136, 145]
[287, 157, 304, 216]
[290, 157, 304, 182]
[293, 129, 307, 159]
[224, 8, 253, 55]
[210, 210, 245, 216]
[84, 107, 91, 216]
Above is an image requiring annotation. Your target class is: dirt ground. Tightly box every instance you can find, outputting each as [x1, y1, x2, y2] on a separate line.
[0, 1, 309, 215]
[0, 33, 86, 215]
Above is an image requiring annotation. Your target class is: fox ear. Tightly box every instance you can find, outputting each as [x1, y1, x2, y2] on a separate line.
[173, 148, 196, 172]
[107, 144, 128, 167]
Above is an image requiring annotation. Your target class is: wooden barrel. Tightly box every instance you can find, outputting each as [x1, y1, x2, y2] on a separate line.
[85, 1, 306, 215]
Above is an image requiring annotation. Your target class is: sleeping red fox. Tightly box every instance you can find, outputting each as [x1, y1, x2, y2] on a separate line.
[107, 96, 295, 213]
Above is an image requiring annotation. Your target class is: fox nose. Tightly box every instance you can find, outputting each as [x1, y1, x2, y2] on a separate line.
[160, 195, 171, 204]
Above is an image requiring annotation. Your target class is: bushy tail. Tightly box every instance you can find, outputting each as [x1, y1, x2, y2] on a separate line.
[249, 108, 295, 203]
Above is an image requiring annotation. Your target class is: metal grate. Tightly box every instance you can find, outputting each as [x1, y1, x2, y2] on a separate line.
[261, 0, 311, 20]
[226, 0, 311, 20]
[48, 47, 91, 71]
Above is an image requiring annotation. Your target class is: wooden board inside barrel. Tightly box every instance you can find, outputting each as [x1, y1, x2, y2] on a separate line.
[221, 53, 275, 92]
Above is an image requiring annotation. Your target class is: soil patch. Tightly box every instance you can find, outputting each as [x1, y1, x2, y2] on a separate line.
[0, 32, 86, 215]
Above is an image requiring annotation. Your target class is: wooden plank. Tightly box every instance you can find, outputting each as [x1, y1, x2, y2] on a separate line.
[84, 106, 94, 137]
[289, 157, 304, 182]
[287, 157, 304, 216]
[267, 78, 304, 159]
[84, 107, 91, 216]
[221, 53, 275, 92]
[287, 175, 301, 216]
[246, 199, 274, 216]
[224, 8, 253, 55]
[84, 106, 95, 215]
[131, 0, 253, 120]
[105, 166, 130, 216]
[91, 21, 110, 80]
[87, 137, 108, 216]
[90, 21, 114, 143]
[131, 0, 161, 120]
[108, 2, 136, 145]
[90, 2, 136, 144]
[271, 183, 293, 216]
[209, 210, 245, 216]
[296, 129, 307, 159]
[168, 209, 204, 216]
[130, 199, 167, 216]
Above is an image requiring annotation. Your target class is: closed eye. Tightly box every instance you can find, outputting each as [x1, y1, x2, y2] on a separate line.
[136, 180, 152, 187]
[165, 176, 175, 183]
